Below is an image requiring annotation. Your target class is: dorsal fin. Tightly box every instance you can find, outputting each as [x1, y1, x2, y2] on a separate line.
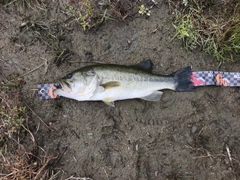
[133, 59, 153, 72]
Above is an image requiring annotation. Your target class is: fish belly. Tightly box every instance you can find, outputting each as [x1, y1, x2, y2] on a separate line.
[89, 80, 174, 101]
[87, 69, 176, 101]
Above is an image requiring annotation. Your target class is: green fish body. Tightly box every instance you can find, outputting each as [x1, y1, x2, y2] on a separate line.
[54, 60, 193, 106]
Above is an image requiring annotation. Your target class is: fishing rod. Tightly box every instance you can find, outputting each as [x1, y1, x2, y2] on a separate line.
[38, 70, 240, 100]
[191, 71, 240, 87]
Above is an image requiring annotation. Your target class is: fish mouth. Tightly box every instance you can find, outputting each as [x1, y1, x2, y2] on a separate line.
[56, 80, 73, 92]
[54, 83, 62, 89]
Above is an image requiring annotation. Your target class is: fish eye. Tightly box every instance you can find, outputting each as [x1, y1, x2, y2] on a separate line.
[67, 73, 73, 79]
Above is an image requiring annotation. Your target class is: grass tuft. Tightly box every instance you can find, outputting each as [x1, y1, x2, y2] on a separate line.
[170, 0, 240, 62]
[0, 90, 26, 146]
[0, 149, 55, 180]
[62, 0, 129, 31]
[0, 90, 59, 179]
[2, 0, 45, 12]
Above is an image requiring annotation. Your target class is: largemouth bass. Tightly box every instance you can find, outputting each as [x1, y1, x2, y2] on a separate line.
[54, 60, 193, 106]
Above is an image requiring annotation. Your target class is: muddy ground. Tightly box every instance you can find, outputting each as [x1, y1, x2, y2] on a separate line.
[1, 1, 240, 179]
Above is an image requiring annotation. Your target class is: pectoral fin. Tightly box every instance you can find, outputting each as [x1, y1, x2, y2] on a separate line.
[140, 91, 163, 101]
[101, 81, 120, 90]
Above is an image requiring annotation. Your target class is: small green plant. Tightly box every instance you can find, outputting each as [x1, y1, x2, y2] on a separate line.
[63, 0, 103, 31]
[0, 139, 57, 180]
[138, 4, 151, 16]
[223, 23, 240, 54]
[0, 90, 26, 146]
[0, 73, 24, 90]
[78, 0, 94, 31]
[170, 0, 240, 61]
[0, 90, 59, 179]
[172, 10, 197, 50]
[63, 0, 126, 31]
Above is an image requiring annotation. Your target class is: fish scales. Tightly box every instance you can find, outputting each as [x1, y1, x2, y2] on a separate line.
[53, 60, 193, 106]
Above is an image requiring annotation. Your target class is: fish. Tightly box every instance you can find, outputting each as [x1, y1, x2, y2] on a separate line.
[53, 60, 193, 106]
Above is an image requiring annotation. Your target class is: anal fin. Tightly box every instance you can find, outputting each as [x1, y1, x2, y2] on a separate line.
[103, 97, 115, 107]
[140, 91, 163, 101]
[103, 101, 115, 107]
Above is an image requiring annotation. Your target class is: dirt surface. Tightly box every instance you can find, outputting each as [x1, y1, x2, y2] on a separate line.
[1, 1, 240, 179]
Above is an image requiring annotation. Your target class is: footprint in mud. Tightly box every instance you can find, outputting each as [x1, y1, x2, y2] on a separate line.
[117, 99, 172, 126]
[95, 132, 126, 169]
[134, 137, 168, 179]
[131, 92, 177, 125]
[132, 102, 161, 126]
[84, 51, 94, 61]
[160, 91, 177, 109]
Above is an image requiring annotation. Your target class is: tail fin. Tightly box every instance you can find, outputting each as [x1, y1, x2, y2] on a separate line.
[173, 66, 194, 91]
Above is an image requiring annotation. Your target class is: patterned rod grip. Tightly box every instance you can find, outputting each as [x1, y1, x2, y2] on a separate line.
[37, 84, 60, 100]
[191, 71, 240, 87]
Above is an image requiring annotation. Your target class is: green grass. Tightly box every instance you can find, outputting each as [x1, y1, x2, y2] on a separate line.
[172, 9, 198, 50]
[0, 90, 59, 179]
[0, 90, 26, 148]
[170, 0, 240, 62]
[2, 0, 44, 11]
[62, 0, 130, 31]
[62, 0, 113, 31]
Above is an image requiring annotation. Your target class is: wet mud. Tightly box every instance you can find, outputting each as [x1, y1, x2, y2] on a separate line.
[1, 1, 240, 179]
